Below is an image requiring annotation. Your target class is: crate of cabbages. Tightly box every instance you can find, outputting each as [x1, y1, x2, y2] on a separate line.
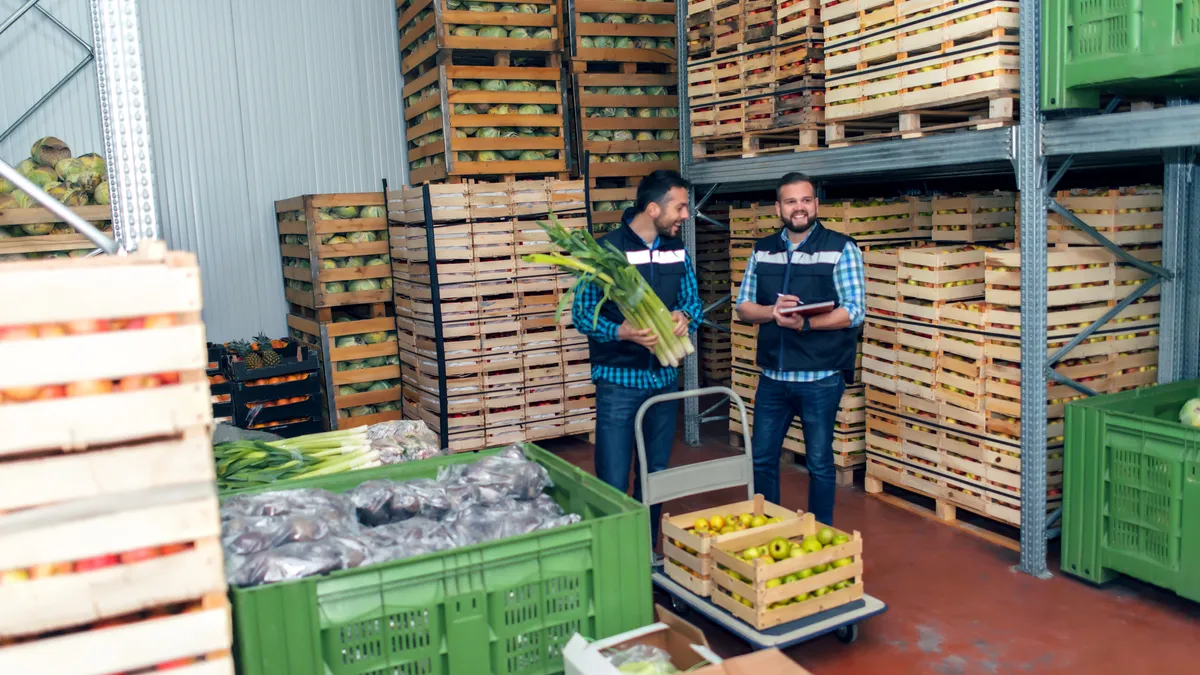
[223, 443, 652, 675]
[660, 495, 801, 597]
[710, 512, 864, 630]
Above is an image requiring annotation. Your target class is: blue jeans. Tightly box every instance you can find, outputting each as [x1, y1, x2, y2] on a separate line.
[751, 373, 846, 525]
[594, 380, 678, 547]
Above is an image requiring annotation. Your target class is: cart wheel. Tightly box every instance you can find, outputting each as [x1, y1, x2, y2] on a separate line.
[834, 624, 858, 645]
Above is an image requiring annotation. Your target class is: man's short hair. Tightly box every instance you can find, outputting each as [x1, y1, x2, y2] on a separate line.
[636, 170, 691, 213]
[776, 172, 815, 203]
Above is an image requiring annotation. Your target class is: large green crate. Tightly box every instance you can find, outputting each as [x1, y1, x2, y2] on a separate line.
[1062, 381, 1200, 602]
[226, 444, 653, 675]
[1042, 0, 1200, 110]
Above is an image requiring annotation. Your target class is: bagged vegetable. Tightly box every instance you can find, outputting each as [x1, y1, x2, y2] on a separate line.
[605, 644, 680, 674]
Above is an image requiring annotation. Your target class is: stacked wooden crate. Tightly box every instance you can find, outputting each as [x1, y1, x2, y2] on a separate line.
[276, 193, 402, 430]
[571, 1, 681, 206]
[398, 0, 570, 183]
[388, 180, 596, 451]
[726, 197, 934, 478]
[0, 244, 233, 674]
[0, 203, 111, 261]
[821, 0, 1019, 146]
[863, 185, 1162, 532]
[688, 0, 825, 160]
[697, 225, 732, 386]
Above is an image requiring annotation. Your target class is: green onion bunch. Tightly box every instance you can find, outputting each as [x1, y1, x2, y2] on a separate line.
[523, 214, 695, 367]
[213, 427, 378, 491]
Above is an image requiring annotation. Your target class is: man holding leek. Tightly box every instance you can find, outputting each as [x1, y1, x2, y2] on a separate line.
[734, 172, 864, 526]
[572, 170, 703, 549]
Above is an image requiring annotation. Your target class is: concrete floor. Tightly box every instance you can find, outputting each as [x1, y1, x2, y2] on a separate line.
[540, 430, 1200, 675]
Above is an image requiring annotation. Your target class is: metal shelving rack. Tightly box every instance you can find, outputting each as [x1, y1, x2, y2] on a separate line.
[673, 0, 1200, 578]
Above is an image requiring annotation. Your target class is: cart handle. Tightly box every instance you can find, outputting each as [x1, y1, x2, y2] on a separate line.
[635, 386, 754, 507]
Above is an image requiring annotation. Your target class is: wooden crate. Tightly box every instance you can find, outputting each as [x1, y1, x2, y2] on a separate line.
[398, 0, 561, 76]
[711, 513, 864, 630]
[985, 246, 1125, 309]
[897, 245, 987, 302]
[823, 197, 916, 240]
[662, 495, 803, 598]
[287, 314, 403, 429]
[777, 0, 820, 38]
[403, 62, 570, 184]
[276, 193, 390, 315]
[587, 185, 635, 233]
[575, 69, 680, 178]
[1046, 185, 1164, 246]
[932, 191, 1017, 242]
[0, 242, 209, 456]
[572, 0, 677, 62]
[0, 204, 112, 260]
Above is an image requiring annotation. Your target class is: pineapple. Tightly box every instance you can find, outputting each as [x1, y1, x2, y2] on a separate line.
[255, 332, 281, 366]
[232, 340, 263, 370]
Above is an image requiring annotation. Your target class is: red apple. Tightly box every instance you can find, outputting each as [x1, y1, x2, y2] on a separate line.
[122, 317, 145, 330]
[0, 325, 37, 341]
[156, 659, 196, 671]
[158, 372, 181, 386]
[36, 385, 66, 400]
[36, 323, 67, 338]
[67, 379, 114, 397]
[119, 547, 160, 564]
[65, 318, 111, 335]
[75, 554, 119, 572]
[159, 543, 189, 556]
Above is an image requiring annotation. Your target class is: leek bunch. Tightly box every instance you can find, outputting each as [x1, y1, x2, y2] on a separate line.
[213, 427, 378, 491]
[523, 214, 695, 367]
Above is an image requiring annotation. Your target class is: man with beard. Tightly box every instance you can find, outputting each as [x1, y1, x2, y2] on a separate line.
[733, 172, 864, 525]
[572, 170, 703, 549]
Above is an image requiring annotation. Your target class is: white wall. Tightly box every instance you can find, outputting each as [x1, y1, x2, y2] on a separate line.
[1, 0, 408, 342]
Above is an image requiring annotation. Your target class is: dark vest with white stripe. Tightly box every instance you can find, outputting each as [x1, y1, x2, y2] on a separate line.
[752, 221, 860, 379]
[589, 213, 686, 372]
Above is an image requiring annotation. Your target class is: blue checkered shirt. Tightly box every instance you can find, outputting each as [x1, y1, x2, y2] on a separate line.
[572, 242, 704, 390]
[735, 229, 865, 382]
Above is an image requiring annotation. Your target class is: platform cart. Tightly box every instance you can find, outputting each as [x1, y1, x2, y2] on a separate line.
[635, 386, 888, 648]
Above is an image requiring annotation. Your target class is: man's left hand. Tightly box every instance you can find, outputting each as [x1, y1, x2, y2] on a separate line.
[671, 311, 689, 337]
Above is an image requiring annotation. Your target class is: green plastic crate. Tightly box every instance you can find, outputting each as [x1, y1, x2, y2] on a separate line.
[1062, 381, 1200, 601]
[226, 444, 653, 675]
[1042, 0, 1200, 110]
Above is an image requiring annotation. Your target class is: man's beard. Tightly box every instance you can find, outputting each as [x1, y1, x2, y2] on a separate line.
[782, 212, 814, 233]
[654, 215, 679, 237]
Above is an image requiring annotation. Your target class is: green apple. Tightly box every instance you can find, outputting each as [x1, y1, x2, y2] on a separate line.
[766, 578, 782, 589]
[801, 537, 824, 554]
[832, 534, 850, 545]
[813, 563, 830, 574]
[816, 527, 835, 546]
[741, 547, 762, 561]
[798, 568, 814, 579]
[793, 593, 810, 602]
[767, 537, 791, 561]
[783, 573, 800, 584]
[832, 557, 853, 568]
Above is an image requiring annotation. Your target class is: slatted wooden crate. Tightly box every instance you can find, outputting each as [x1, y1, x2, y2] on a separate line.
[1045, 185, 1163, 246]
[572, 0, 677, 62]
[587, 184, 635, 233]
[897, 245, 988, 302]
[575, 69, 681, 179]
[932, 191, 1017, 242]
[822, 197, 917, 240]
[861, 316, 898, 391]
[0, 204, 112, 261]
[823, 1, 1020, 145]
[777, 0, 820, 38]
[0, 243, 232, 673]
[398, 0, 561, 76]
[711, 513, 864, 630]
[403, 61, 570, 184]
[275, 193, 390, 318]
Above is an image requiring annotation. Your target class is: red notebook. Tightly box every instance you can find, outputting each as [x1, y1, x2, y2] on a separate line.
[778, 301, 837, 317]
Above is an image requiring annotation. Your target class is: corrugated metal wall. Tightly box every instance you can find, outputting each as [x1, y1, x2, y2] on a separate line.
[1, 0, 407, 342]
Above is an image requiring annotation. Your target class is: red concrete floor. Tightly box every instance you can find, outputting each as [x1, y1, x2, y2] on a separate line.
[539, 428, 1200, 675]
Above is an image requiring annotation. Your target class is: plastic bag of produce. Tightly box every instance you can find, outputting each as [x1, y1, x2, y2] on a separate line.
[220, 488, 352, 520]
[605, 644, 680, 674]
[346, 479, 398, 526]
[227, 541, 349, 587]
[390, 478, 455, 520]
[367, 517, 459, 562]
[436, 444, 552, 504]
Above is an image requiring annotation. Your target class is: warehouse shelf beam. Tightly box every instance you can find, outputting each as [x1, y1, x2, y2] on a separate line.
[1042, 104, 1200, 157]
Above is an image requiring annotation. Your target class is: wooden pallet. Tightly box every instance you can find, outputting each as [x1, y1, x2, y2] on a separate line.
[827, 95, 1015, 146]
[693, 124, 822, 159]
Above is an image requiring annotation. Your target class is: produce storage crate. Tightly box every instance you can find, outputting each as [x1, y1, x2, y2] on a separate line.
[586, 184, 635, 233]
[661, 496, 802, 598]
[276, 193, 391, 315]
[0, 204, 112, 261]
[403, 61, 571, 185]
[288, 313, 404, 430]
[710, 512, 864, 630]
[1061, 381, 1200, 602]
[574, 69, 681, 180]
[398, 0, 561, 76]
[570, 0, 677, 63]
[1043, 0, 1200, 111]
[0, 242, 233, 674]
[227, 443, 652, 675]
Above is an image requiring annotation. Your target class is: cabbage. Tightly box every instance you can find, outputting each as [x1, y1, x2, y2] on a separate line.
[518, 104, 543, 115]
[614, 130, 636, 142]
[614, 108, 631, 117]
[604, 14, 626, 23]
[453, 103, 474, 114]
[634, 14, 654, 24]
[377, 402, 400, 412]
[335, 336, 362, 348]
[602, 155, 623, 163]
[626, 87, 645, 96]
[500, 149, 522, 159]
[658, 107, 678, 117]
[368, 381, 392, 392]
[457, 80, 481, 91]
[619, 199, 635, 209]
[537, 84, 556, 92]
[452, 25, 477, 36]
[324, 282, 346, 293]
[658, 38, 674, 49]
[659, 152, 679, 160]
[519, 150, 545, 160]
[346, 231, 378, 243]
[594, 36, 614, 48]
[532, 28, 552, 39]
[637, 108, 657, 118]
[580, 36, 595, 48]
[363, 331, 390, 344]
[361, 206, 385, 218]
[615, 37, 634, 49]
[516, 3, 536, 12]
[656, 129, 678, 141]
[467, 2, 496, 10]
[635, 131, 656, 141]
[506, 80, 536, 92]
[608, 86, 628, 96]
[366, 256, 388, 265]
[346, 406, 377, 417]
[625, 153, 646, 162]
[477, 127, 502, 138]
[499, 3, 517, 11]
[1180, 399, 1200, 426]
[537, 127, 557, 136]
[338, 385, 357, 396]
[458, 151, 477, 161]
[478, 25, 508, 37]
[634, 37, 658, 49]
[596, 201, 616, 211]
[482, 79, 507, 91]
[508, 27, 530, 38]
[478, 150, 501, 161]
[589, 154, 601, 163]
[320, 259, 338, 269]
[349, 279, 382, 292]
[472, 102, 491, 113]
[578, 14, 595, 22]
[644, 152, 661, 161]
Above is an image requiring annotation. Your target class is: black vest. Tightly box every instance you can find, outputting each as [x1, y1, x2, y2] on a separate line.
[588, 212, 686, 371]
[752, 222, 860, 379]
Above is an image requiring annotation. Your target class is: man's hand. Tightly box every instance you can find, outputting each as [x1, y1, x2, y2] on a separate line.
[671, 311, 689, 337]
[772, 295, 805, 330]
[618, 321, 658, 351]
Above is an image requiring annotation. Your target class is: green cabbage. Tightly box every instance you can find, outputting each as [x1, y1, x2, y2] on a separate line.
[578, 14, 595, 22]
[580, 36, 595, 48]
[458, 151, 477, 161]
[482, 79, 507, 91]
[615, 37, 634, 48]
[477, 127, 502, 138]
[519, 150, 545, 160]
[625, 153, 645, 162]
[452, 25, 478, 36]
[608, 86, 628, 96]
[604, 14, 626, 23]
[635, 131, 656, 141]
[325, 282, 347, 293]
[349, 279, 382, 292]
[506, 80, 536, 92]
[656, 129, 678, 141]
[646, 86, 668, 96]
[477, 150, 501, 161]
[518, 104, 543, 115]
[478, 25, 508, 37]
[508, 27, 530, 38]
[658, 107, 678, 117]
[637, 108, 657, 118]
[457, 80, 481, 91]
[594, 36, 614, 48]
[532, 27, 552, 39]
[361, 206, 385, 218]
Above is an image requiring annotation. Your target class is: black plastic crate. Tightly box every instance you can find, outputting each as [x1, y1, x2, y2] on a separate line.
[246, 418, 324, 439]
[207, 342, 229, 373]
[233, 376, 321, 407]
[223, 346, 319, 382]
[235, 393, 324, 428]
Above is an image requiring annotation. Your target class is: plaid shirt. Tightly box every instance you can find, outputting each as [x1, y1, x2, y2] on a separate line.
[572, 238, 704, 389]
[735, 229, 865, 382]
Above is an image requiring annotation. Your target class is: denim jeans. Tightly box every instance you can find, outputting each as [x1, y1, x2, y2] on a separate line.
[751, 373, 846, 525]
[594, 379, 679, 547]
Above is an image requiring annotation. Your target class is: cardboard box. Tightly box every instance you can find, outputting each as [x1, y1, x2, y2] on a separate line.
[563, 605, 815, 674]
